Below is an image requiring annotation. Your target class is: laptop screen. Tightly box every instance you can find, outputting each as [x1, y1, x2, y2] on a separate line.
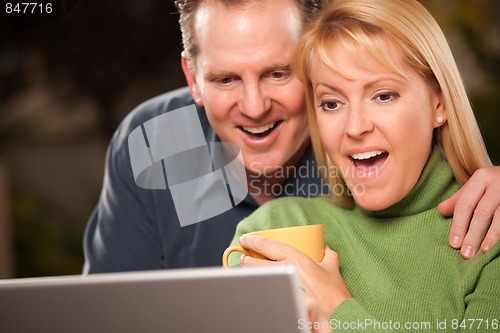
[0, 265, 309, 333]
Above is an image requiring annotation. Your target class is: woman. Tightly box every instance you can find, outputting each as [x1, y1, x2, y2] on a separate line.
[227, 0, 499, 330]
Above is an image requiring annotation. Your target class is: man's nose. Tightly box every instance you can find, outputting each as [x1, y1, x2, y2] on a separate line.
[239, 81, 271, 119]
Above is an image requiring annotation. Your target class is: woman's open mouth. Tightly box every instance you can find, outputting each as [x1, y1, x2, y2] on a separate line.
[350, 150, 389, 179]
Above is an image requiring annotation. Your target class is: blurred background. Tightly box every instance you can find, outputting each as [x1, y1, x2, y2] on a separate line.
[0, 0, 499, 278]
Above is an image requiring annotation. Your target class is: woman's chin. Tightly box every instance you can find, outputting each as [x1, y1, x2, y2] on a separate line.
[353, 193, 393, 211]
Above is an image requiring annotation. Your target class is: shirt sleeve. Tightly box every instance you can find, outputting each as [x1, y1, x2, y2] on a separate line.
[82, 115, 164, 273]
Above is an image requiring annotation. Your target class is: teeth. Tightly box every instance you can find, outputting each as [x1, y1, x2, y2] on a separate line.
[351, 151, 384, 160]
[242, 122, 277, 134]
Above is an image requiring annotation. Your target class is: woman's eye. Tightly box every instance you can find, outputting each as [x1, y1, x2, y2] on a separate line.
[319, 100, 340, 111]
[375, 92, 400, 103]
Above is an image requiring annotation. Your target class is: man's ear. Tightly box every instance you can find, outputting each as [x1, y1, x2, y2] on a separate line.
[181, 52, 204, 106]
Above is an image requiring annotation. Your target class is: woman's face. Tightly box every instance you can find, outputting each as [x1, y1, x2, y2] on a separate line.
[310, 39, 445, 210]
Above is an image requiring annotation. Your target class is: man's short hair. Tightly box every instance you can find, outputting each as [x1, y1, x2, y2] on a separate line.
[175, 0, 323, 71]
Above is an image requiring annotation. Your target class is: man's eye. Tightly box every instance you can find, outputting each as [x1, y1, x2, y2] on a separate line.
[271, 72, 284, 79]
[217, 77, 234, 85]
[267, 70, 290, 80]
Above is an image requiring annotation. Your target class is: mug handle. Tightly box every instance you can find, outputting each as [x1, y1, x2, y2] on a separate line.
[222, 246, 249, 268]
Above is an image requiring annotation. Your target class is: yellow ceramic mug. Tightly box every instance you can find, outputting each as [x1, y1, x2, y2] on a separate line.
[222, 224, 325, 267]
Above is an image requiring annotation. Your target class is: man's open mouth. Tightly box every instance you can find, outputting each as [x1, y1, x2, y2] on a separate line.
[240, 121, 282, 139]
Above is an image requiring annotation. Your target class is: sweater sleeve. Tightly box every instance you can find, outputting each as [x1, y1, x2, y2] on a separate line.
[329, 299, 397, 333]
[461, 243, 500, 332]
[329, 244, 500, 333]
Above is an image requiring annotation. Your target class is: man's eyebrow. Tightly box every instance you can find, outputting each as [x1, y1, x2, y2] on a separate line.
[204, 70, 237, 78]
[204, 64, 291, 79]
[266, 64, 291, 70]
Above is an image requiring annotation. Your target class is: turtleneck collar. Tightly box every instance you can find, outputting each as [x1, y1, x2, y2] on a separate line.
[354, 146, 460, 218]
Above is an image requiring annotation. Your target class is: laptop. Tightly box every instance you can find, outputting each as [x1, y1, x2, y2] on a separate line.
[0, 265, 309, 333]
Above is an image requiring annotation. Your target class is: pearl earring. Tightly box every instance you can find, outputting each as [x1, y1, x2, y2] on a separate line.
[436, 116, 444, 124]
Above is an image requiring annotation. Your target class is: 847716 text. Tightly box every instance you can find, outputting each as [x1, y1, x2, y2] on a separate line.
[5, 2, 53, 14]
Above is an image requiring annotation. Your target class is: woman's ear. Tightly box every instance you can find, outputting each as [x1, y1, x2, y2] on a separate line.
[181, 52, 204, 106]
[433, 88, 446, 128]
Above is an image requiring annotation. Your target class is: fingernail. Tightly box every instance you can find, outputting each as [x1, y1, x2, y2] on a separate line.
[481, 240, 495, 253]
[462, 245, 475, 259]
[450, 236, 461, 248]
[240, 254, 246, 264]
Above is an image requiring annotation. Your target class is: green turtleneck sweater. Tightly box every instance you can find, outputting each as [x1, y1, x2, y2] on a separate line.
[228, 148, 500, 332]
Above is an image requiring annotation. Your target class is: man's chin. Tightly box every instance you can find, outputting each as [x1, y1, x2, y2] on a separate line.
[245, 161, 285, 178]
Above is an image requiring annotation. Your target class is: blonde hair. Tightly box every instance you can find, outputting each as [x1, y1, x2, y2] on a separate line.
[293, 0, 491, 208]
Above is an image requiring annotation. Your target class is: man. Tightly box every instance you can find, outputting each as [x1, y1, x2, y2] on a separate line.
[83, 0, 499, 273]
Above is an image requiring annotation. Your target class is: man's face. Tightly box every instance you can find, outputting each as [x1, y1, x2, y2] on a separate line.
[182, 0, 309, 177]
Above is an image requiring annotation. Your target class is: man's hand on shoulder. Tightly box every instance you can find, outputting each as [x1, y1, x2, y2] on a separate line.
[438, 166, 500, 259]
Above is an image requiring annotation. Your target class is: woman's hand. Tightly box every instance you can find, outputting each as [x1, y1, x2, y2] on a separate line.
[304, 290, 334, 333]
[239, 234, 351, 319]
